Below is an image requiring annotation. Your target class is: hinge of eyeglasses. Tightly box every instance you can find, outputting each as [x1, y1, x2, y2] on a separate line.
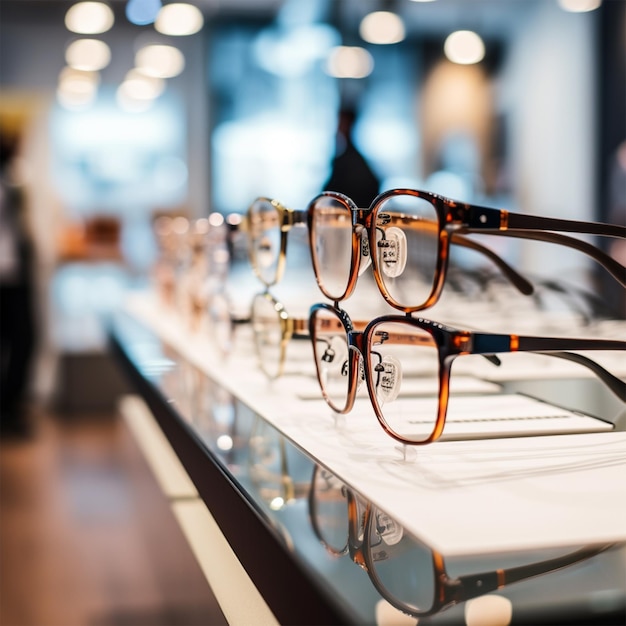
[453, 334, 472, 353]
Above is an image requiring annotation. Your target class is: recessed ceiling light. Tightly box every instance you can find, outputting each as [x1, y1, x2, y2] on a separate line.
[558, 0, 602, 12]
[65, 39, 111, 71]
[123, 69, 166, 100]
[65, 2, 114, 35]
[57, 67, 99, 108]
[326, 46, 374, 79]
[135, 44, 185, 78]
[155, 3, 204, 36]
[360, 11, 405, 45]
[443, 30, 485, 65]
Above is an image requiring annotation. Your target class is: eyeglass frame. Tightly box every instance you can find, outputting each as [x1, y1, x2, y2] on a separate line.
[308, 302, 626, 445]
[246, 197, 308, 288]
[250, 290, 310, 379]
[306, 189, 626, 312]
[308, 465, 617, 618]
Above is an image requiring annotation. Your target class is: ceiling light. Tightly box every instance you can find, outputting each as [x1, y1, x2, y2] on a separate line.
[135, 44, 185, 78]
[325, 46, 374, 79]
[359, 11, 405, 45]
[65, 2, 114, 34]
[155, 3, 204, 36]
[59, 66, 100, 90]
[65, 39, 111, 71]
[57, 67, 99, 109]
[57, 85, 97, 109]
[123, 69, 165, 99]
[443, 30, 485, 65]
[557, 0, 602, 12]
[116, 85, 154, 113]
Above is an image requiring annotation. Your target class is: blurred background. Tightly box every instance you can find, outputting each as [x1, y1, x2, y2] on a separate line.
[0, 1, 624, 624]
[1, 0, 624, 406]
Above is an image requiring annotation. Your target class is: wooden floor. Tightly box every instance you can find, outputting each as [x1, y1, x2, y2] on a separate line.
[0, 405, 228, 626]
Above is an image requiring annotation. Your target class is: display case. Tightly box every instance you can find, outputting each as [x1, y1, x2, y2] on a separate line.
[109, 291, 626, 626]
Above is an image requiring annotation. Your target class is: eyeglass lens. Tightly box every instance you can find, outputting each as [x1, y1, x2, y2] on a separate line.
[311, 468, 351, 555]
[249, 198, 283, 286]
[251, 293, 285, 379]
[207, 291, 235, 356]
[367, 509, 437, 615]
[310, 307, 360, 413]
[367, 320, 442, 444]
[373, 194, 441, 310]
[309, 192, 442, 308]
[309, 195, 355, 300]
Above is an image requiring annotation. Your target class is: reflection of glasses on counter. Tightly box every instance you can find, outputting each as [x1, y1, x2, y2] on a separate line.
[308, 465, 617, 618]
[309, 302, 625, 445]
[307, 189, 625, 311]
[248, 417, 312, 509]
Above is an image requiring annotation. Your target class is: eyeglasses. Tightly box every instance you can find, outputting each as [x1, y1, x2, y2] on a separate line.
[306, 189, 626, 311]
[206, 289, 250, 357]
[308, 465, 616, 618]
[250, 290, 311, 379]
[247, 197, 307, 288]
[309, 302, 625, 445]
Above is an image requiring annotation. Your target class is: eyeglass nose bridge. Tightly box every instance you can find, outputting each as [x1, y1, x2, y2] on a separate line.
[355, 226, 373, 277]
[336, 329, 366, 410]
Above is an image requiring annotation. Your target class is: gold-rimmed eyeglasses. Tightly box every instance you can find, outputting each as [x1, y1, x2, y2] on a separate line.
[250, 290, 311, 379]
[247, 197, 307, 288]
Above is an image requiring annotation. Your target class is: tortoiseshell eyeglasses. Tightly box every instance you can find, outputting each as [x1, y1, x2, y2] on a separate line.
[247, 194, 539, 298]
[307, 189, 626, 312]
[309, 303, 625, 445]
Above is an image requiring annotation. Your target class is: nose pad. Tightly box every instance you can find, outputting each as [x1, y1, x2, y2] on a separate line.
[374, 355, 402, 404]
[357, 229, 372, 276]
[321, 347, 335, 363]
[378, 226, 407, 278]
[376, 510, 404, 546]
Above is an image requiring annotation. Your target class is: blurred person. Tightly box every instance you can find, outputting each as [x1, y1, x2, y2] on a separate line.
[0, 131, 37, 437]
[323, 106, 381, 208]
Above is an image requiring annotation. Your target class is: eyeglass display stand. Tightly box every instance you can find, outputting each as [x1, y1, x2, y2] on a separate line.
[109, 296, 626, 626]
[400, 444, 417, 463]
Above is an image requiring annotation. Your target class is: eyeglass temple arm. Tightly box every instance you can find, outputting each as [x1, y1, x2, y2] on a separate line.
[495, 230, 624, 287]
[533, 351, 625, 399]
[459, 205, 625, 238]
[473, 334, 626, 400]
[456, 207, 625, 286]
[450, 234, 534, 295]
[452, 544, 613, 603]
